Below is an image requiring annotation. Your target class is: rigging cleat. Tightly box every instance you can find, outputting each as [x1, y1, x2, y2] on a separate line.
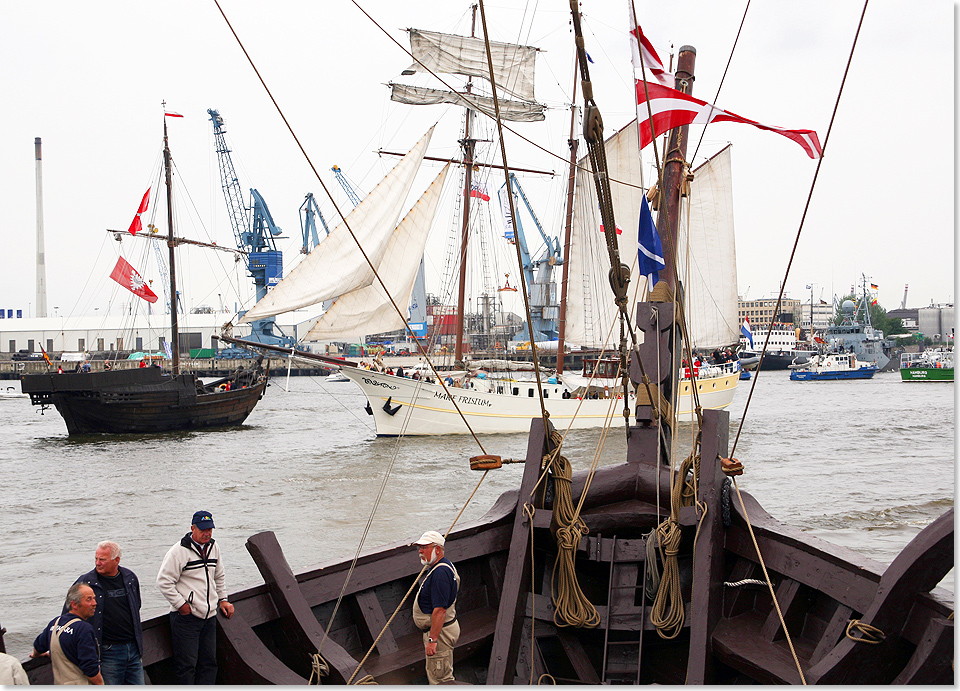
[364, 401, 373, 416]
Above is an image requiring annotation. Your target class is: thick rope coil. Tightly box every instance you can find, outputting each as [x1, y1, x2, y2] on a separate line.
[845, 619, 886, 644]
[650, 453, 699, 639]
[353, 675, 379, 685]
[308, 652, 329, 685]
[546, 433, 600, 629]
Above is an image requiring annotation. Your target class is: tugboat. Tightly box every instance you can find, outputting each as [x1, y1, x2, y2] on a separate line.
[789, 352, 878, 381]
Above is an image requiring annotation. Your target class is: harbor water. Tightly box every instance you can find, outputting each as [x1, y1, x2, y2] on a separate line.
[1, 370, 953, 659]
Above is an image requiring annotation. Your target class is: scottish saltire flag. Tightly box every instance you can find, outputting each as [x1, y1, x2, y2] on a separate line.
[637, 195, 665, 286]
[741, 316, 754, 348]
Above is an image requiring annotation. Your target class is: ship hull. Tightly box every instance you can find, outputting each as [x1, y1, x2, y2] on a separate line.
[340, 367, 738, 435]
[900, 367, 954, 382]
[789, 367, 877, 381]
[21, 367, 267, 435]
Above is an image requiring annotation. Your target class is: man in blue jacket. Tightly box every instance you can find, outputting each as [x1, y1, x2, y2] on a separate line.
[32, 583, 103, 684]
[68, 541, 144, 684]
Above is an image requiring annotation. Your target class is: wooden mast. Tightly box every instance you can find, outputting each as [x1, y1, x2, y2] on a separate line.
[554, 53, 580, 375]
[454, 4, 478, 364]
[163, 114, 180, 376]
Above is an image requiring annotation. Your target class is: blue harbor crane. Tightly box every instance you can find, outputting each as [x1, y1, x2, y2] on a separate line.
[299, 193, 330, 255]
[498, 173, 561, 341]
[208, 108, 294, 347]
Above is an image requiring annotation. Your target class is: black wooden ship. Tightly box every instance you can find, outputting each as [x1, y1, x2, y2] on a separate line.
[21, 362, 267, 435]
[20, 114, 269, 436]
[18, 3, 954, 684]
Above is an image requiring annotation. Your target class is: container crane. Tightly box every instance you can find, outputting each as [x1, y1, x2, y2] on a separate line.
[498, 173, 561, 341]
[208, 108, 294, 347]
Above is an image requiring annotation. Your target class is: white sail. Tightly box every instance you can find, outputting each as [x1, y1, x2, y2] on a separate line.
[677, 145, 739, 350]
[241, 127, 435, 322]
[304, 164, 450, 341]
[565, 120, 646, 349]
[401, 29, 538, 102]
[389, 83, 544, 123]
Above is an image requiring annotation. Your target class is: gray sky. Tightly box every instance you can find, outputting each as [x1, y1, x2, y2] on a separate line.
[1, 0, 954, 323]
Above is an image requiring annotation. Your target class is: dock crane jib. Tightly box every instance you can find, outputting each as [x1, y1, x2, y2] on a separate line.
[207, 107, 293, 347]
[498, 173, 561, 342]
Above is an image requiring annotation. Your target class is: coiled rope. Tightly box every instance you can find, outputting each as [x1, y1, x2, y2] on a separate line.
[547, 437, 600, 629]
[845, 619, 885, 644]
[649, 451, 699, 639]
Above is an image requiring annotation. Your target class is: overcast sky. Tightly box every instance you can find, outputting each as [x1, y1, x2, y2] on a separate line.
[1, 0, 954, 324]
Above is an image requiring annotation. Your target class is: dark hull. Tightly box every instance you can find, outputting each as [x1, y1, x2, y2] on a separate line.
[742, 350, 816, 370]
[21, 366, 267, 435]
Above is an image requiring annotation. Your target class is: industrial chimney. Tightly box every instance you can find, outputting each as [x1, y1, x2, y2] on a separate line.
[35, 137, 47, 318]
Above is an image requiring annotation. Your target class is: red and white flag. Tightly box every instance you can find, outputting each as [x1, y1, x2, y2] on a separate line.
[164, 110, 184, 118]
[635, 80, 822, 159]
[127, 187, 151, 235]
[109, 256, 158, 303]
[470, 182, 490, 202]
[628, 14, 672, 87]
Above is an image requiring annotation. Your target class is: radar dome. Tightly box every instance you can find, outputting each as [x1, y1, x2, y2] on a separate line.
[841, 300, 856, 314]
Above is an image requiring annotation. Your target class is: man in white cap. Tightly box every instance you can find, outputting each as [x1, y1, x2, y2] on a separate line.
[412, 530, 460, 684]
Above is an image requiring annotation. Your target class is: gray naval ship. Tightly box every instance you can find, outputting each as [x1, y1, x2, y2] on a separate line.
[825, 297, 893, 370]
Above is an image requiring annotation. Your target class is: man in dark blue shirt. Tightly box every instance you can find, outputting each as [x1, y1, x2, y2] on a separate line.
[412, 531, 460, 684]
[32, 583, 103, 684]
[69, 541, 144, 684]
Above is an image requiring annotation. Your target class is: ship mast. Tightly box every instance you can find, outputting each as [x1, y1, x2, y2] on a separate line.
[454, 4, 478, 364]
[554, 54, 580, 375]
[163, 114, 180, 375]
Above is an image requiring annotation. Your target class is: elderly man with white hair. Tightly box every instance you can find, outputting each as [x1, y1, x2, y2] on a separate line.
[67, 541, 144, 684]
[412, 530, 461, 684]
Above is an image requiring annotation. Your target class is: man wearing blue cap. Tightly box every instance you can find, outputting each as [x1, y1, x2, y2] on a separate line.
[156, 511, 234, 684]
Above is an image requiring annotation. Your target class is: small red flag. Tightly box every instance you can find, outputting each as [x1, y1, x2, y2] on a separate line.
[109, 257, 158, 303]
[137, 187, 151, 213]
[164, 111, 184, 118]
[127, 187, 150, 235]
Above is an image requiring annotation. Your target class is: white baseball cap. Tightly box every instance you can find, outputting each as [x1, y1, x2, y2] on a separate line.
[412, 530, 445, 547]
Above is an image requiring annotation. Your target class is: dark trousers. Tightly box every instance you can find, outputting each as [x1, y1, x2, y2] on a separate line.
[169, 612, 217, 684]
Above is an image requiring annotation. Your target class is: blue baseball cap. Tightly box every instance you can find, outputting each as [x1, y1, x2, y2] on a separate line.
[192, 511, 215, 529]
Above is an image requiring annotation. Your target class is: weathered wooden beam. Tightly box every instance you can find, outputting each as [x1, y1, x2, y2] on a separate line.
[891, 616, 953, 684]
[809, 603, 852, 666]
[216, 609, 307, 684]
[760, 578, 801, 642]
[486, 417, 552, 684]
[684, 408, 730, 684]
[806, 508, 954, 685]
[557, 630, 602, 683]
[353, 589, 399, 654]
[246, 531, 371, 684]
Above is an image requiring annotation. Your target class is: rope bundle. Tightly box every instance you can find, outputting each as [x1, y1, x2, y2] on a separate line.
[546, 435, 600, 629]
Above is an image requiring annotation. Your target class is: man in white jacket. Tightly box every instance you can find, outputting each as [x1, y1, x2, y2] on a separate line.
[156, 511, 234, 684]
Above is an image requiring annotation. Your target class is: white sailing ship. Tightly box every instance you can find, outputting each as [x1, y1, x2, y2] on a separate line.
[241, 26, 741, 435]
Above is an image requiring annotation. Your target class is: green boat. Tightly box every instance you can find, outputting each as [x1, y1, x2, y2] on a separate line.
[900, 348, 954, 381]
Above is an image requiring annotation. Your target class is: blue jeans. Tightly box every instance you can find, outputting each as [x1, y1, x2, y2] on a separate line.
[100, 641, 145, 685]
[169, 612, 218, 684]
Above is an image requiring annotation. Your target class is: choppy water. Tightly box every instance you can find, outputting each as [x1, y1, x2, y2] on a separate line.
[1, 370, 953, 658]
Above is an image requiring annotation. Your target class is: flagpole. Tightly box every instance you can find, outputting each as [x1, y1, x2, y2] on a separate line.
[163, 112, 180, 376]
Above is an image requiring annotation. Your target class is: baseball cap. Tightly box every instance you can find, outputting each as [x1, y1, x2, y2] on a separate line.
[412, 530, 444, 547]
[192, 511, 215, 529]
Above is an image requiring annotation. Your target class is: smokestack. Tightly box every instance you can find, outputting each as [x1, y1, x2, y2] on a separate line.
[35, 137, 48, 318]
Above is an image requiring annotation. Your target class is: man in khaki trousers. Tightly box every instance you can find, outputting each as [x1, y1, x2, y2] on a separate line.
[412, 531, 460, 684]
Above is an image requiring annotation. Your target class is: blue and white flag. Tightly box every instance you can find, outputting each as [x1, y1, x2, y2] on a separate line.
[637, 194, 665, 286]
[741, 315, 754, 348]
[163, 341, 173, 359]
